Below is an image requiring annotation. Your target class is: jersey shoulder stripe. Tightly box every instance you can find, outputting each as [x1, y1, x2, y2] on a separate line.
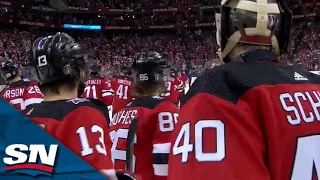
[181, 62, 320, 106]
[126, 96, 170, 110]
[24, 98, 102, 121]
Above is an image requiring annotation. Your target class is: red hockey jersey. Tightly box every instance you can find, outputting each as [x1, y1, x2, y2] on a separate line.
[178, 74, 189, 97]
[82, 76, 113, 106]
[25, 98, 115, 178]
[168, 50, 320, 180]
[179, 74, 189, 84]
[163, 77, 183, 104]
[1, 79, 43, 110]
[109, 96, 179, 180]
[111, 77, 134, 113]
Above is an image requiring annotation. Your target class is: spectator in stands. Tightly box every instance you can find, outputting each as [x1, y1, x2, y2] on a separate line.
[0, 0, 319, 74]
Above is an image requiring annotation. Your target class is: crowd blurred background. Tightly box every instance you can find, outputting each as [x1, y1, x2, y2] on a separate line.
[0, 0, 319, 77]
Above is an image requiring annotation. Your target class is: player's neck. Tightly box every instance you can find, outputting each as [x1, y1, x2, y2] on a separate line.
[43, 89, 78, 102]
[227, 47, 247, 62]
[8, 76, 21, 84]
[137, 93, 161, 97]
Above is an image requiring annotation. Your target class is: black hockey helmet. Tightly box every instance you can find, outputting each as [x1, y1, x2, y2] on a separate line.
[0, 59, 20, 80]
[90, 65, 100, 76]
[132, 51, 169, 84]
[177, 70, 182, 77]
[32, 32, 87, 84]
[119, 66, 132, 76]
[170, 69, 178, 77]
[218, 0, 292, 62]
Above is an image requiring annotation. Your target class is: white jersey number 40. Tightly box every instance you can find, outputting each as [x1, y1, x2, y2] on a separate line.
[173, 120, 320, 180]
[173, 120, 225, 162]
[291, 135, 320, 180]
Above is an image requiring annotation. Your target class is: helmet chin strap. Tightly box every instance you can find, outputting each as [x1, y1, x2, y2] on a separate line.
[221, 31, 242, 60]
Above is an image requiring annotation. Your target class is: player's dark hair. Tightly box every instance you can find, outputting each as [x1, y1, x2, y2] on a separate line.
[133, 82, 165, 97]
[78, 82, 86, 97]
[39, 75, 79, 95]
[90, 65, 100, 77]
[6, 73, 19, 81]
[91, 72, 98, 76]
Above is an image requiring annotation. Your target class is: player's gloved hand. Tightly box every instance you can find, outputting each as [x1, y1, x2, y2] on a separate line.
[116, 170, 138, 180]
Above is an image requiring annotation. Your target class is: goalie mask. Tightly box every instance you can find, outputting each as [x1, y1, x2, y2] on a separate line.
[217, 0, 292, 62]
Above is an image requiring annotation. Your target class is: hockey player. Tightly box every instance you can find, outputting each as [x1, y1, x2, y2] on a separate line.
[177, 70, 188, 97]
[0, 60, 43, 110]
[168, 0, 320, 180]
[179, 70, 189, 89]
[83, 65, 113, 121]
[111, 67, 134, 115]
[109, 51, 179, 180]
[162, 69, 183, 105]
[24, 32, 120, 179]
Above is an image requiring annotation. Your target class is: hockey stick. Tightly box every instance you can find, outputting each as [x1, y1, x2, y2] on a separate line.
[125, 116, 139, 172]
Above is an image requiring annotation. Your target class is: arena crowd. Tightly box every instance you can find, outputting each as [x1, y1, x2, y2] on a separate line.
[0, 0, 319, 76]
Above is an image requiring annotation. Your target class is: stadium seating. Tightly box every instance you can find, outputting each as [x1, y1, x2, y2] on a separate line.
[0, 0, 319, 76]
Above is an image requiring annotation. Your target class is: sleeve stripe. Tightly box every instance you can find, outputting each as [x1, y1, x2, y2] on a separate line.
[100, 169, 117, 180]
[102, 92, 114, 97]
[25, 98, 43, 107]
[153, 153, 169, 164]
[102, 90, 114, 93]
[152, 164, 168, 176]
[153, 143, 171, 154]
